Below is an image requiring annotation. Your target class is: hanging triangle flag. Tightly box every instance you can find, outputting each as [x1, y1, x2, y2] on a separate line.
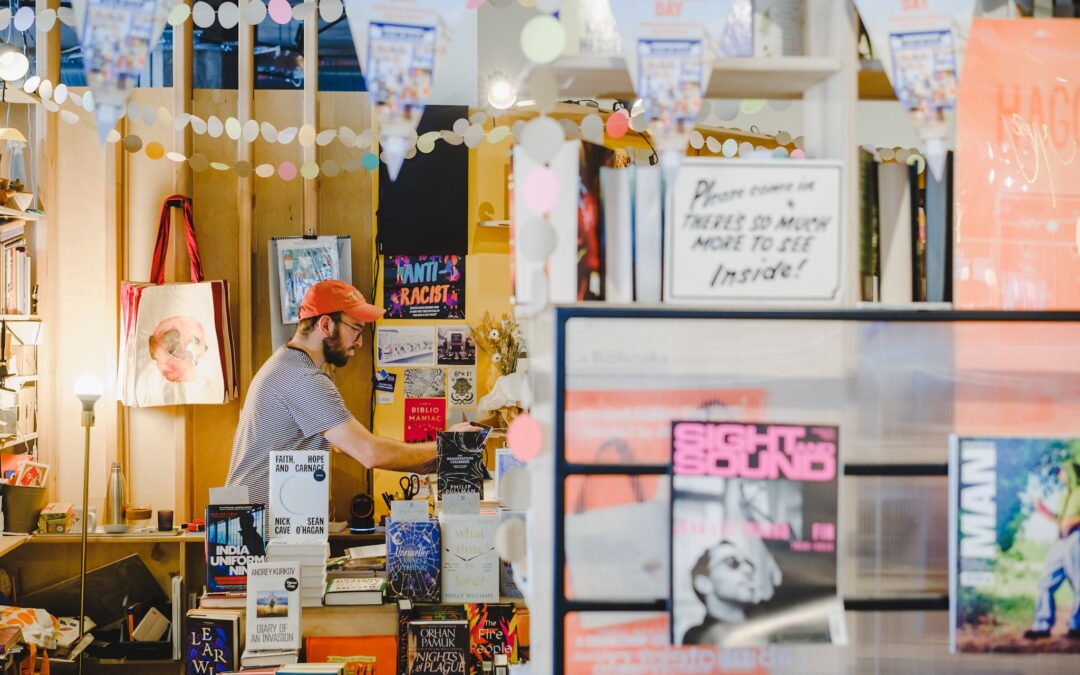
[610, 0, 749, 184]
[853, 0, 977, 180]
[343, 0, 466, 182]
[77, 0, 172, 143]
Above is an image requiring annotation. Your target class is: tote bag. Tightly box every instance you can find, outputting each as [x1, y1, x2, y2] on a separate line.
[118, 195, 237, 407]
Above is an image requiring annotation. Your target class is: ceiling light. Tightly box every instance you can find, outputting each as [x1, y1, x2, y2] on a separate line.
[487, 73, 517, 110]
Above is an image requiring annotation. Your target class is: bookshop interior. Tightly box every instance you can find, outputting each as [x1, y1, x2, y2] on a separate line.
[0, 0, 1075, 673]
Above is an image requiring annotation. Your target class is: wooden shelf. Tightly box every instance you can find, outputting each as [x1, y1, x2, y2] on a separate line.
[0, 432, 36, 450]
[0, 534, 28, 558]
[0, 315, 40, 322]
[551, 55, 842, 100]
[859, 59, 897, 100]
[28, 530, 190, 544]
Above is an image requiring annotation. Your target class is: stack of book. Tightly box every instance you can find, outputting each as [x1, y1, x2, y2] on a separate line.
[185, 609, 243, 673]
[266, 540, 329, 608]
[199, 590, 247, 609]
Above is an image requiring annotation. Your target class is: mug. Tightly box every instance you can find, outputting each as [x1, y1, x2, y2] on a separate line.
[72, 507, 97, 534]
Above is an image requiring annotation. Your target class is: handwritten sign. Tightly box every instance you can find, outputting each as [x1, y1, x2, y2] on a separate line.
[664, 159, 843, 303]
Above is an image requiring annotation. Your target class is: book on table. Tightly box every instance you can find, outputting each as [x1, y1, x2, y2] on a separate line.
[323, 577, 385, 606]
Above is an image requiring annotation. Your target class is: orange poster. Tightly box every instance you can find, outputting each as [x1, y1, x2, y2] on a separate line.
[954, 19, 1080, 309]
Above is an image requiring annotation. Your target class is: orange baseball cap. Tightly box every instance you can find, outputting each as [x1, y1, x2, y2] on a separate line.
[298, 280, 385, 323]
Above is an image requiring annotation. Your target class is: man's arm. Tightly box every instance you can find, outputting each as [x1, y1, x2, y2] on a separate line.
[324, 419, 436, 474]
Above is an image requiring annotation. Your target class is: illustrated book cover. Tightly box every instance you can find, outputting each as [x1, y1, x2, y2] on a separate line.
[387, 519, 441, 603]
[244, 561, 301, 652]
[406, 620, 469, 675]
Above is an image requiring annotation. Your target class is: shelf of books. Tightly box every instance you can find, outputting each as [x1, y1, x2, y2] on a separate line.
[537, 306, 1080, 674]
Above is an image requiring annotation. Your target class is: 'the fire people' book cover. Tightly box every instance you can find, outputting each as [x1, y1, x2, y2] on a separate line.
[950, 436, 1080, 653]
[671, 421, 842, 647]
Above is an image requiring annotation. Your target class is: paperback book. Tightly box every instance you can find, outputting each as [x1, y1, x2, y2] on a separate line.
[465, 604, 521, 674]
[244, 561, 301, 652]
[671, 421, 843, 647]
[269, 450, 330, 542]
[406, 620, 469, 675]
[387, 519, 441, 603]
[395, 600, 467, 675]
[437, 430, 489, 495]
[950, 436, 1080, 653]
[206, 504, 267, 593]
[440, 512, 498, 603]
[185, 610, 241, 675]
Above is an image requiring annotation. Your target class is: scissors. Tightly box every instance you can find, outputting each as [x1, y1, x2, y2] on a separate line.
[399, 474, 421, 500]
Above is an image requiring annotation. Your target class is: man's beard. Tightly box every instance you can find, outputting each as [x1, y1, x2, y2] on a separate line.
[322, 328, 352, 367]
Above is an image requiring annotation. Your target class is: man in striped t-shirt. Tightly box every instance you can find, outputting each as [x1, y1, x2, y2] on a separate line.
[226, 279, 469, 508]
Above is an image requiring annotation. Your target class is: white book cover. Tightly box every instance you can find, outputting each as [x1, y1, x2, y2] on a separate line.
[269, 451, 330, 542]
[439, 512, 498, 603]
[602, 164, 634, 303]
[633, 165, 663, 303]
[245, 561, 301, 652]
[877, 162, 914, 304]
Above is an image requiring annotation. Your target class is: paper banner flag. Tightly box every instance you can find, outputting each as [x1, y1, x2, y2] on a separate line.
[343, 0, 465, 181]
[854, 0, 976, 180]
[78, 0, 172, 143]
[609, 0, 748, 184]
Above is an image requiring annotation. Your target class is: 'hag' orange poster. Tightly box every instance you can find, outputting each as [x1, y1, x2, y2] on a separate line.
[954, 19, 1080, 309]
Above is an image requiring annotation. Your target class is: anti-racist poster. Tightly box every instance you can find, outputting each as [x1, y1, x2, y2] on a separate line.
[405, 398, 447, 443]
[384, 255, 465, 320]
[854, 0, 976, 179]
[276, 239, 339, 324]
[377, 326, 436, 366]
[81, 0, 171, 143]
[664, 159, 843, 303]
[436, 326, 476, 365]
[342, 0, 465, 180]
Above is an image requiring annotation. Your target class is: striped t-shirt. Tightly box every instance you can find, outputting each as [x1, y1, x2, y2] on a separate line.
[225, 345, 353, 509]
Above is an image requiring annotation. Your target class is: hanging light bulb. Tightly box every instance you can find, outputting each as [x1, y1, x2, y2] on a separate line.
[0, 43, 29, 82]
[486, 72, 517, 110]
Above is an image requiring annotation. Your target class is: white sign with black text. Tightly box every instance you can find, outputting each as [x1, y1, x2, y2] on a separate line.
[664, 159, 843, 303]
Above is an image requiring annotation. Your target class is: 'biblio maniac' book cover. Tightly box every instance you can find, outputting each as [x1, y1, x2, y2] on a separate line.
[206, 504, 267, 593]
[950, 436, 1080, 653]
[671, 421, 842, 647]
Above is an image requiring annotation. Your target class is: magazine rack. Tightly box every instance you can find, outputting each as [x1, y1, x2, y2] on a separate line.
[540, 306, 1080, 674]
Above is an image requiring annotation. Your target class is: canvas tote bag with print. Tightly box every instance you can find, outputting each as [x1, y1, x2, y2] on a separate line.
[118, 195, 238, 407]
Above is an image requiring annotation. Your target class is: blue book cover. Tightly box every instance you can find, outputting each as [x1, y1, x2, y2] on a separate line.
[387, 519, 441, 603]
[206, 504, 266, 593]
[185, 612, 239, 674]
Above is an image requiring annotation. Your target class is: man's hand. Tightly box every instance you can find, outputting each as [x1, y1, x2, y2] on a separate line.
[448, 422, 483, 432]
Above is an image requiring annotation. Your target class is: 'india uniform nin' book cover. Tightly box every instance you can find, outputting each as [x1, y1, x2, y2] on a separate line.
[950, 436, 1080, 653]
[671, 421, 842, 648]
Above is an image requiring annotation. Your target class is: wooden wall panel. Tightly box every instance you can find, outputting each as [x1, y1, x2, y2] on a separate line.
[318, 91, 374, 519]
[190, 90, 242, 521]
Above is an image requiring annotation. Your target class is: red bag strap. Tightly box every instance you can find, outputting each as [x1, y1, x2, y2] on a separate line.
[150, 194, 205, 285]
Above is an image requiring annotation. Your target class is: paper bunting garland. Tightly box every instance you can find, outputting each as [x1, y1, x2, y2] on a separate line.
[853, 0, 976, 180]
[80, 0, 172, 143]
[343, 0, 466, 181]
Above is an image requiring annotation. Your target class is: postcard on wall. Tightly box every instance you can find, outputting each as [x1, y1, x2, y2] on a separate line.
[366, 21, 436, 107]
[377, 326, 436, 366]
[437, 326, 476, 366]
[276, 238, 340, 324]
[447, 367, 476, 408]
[405, 398, 447, 444]
[405, 368, 446, 399]
[384, 255, 465, 320]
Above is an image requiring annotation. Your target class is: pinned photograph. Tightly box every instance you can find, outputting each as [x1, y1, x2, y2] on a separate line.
[437, 326, 476, 365]
[447, 367, 476, 407]
[276, 239, 340, 324]
[377, 326, 436, 366]
[405, 368, 446, 399]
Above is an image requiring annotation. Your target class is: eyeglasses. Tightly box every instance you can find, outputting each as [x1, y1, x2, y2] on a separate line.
[338, 319, 364, 342]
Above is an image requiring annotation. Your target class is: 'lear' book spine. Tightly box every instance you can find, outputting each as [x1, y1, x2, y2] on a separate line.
[951, 435, 1080, 653]
[387, 519, 441, 603]
[206, 504, 267, 593]
[185, 613, 239, 675]
[671, 421, 841, 647]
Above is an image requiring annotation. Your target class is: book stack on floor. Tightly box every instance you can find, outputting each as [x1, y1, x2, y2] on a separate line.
[267, 540, 330, 608]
